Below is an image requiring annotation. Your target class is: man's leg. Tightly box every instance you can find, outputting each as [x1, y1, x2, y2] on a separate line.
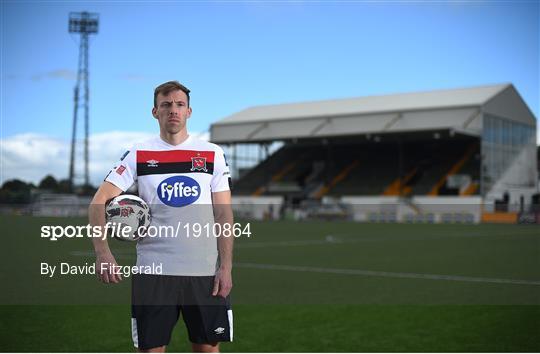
[181, 277, 233, 350]
[132, 275, 181, 352]
[191, 343, 219, 353]
[138, 345, 166, 353]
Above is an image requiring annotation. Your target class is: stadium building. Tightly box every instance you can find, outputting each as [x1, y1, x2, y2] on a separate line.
[211, 84, 538, 223]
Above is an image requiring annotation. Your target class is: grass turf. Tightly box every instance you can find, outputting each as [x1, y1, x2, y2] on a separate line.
[0, 215, 538, 351]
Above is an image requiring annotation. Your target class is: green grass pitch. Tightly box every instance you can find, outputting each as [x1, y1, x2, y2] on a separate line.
[0, 215, 539, 352]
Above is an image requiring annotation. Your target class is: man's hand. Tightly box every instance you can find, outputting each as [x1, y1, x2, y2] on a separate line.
[96, 251, 122, 284]
[212, 190, 234, 298]
[89, 181, 124, 284]
[212, 267, 232, 298]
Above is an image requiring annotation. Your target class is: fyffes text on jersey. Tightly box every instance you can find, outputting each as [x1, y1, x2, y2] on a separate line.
[158, 176, 200, 207]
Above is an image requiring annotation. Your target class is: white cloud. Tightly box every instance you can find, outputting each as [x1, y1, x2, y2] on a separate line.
[1, 133, 68, 185]
[47, 69, 77, 80]
[31, 69, 77, 81]
[0, 131, 209, 186]
[118, 74, 147, 81]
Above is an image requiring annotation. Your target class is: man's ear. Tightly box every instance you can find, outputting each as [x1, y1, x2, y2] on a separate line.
[187, 107, 192, 119]
[152, 107, 158, 119]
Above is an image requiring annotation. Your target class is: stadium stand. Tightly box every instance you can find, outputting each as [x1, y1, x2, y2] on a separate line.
[212, 84, 537, 223]
[234, 137, 481, 199]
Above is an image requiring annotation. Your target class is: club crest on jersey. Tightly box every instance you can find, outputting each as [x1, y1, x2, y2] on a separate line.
[157, 176, 201, 207]
[191, 156, 207, 172]
[147, 159, 159, 167]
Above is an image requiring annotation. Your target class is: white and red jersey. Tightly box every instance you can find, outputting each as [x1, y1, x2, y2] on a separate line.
[105, 135, 231, 276]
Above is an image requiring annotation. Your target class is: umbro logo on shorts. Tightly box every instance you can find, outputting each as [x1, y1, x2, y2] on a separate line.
[214, 327, 225, 335]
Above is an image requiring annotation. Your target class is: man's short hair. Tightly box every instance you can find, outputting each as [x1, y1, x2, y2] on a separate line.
[154, 81, 191, 107]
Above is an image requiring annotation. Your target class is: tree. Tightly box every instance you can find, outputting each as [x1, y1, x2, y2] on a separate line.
[79, 183, 97, 196]
[38, 175, 59, 191]
[0, 179, 33, 204]
[57, 179, 72, 194]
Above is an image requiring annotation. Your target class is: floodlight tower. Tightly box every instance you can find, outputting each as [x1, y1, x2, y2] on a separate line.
[68, 11, 98, 191]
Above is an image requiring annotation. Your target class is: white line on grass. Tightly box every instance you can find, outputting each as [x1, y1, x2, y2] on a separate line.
[69, 251, 540, 286]
[235, 237, 348, 248]
[69, 238, 348, 256]
[234, 262, 540, 286]
[70, 250, 135, 260]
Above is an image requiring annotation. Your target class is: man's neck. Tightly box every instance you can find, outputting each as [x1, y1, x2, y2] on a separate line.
[160, 130, 189, 146]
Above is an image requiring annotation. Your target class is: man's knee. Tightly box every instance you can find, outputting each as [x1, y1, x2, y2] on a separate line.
[191, 342, 219, 353]
[138, 345, 166, 353]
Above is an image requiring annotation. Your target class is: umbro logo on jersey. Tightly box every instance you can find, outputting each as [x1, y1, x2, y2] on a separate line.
[147, 159, 159, 167]
[214, 327, 225, 335]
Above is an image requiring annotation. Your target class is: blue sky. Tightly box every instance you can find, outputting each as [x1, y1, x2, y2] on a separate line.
[1, 1, 539, 184]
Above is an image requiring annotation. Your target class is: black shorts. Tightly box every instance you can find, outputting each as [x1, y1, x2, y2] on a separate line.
[131, 274, 233, 350]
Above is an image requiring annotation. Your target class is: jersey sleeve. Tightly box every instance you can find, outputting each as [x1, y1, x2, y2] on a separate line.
[211, 146, 231, 193]
[104, 148, 137, 192]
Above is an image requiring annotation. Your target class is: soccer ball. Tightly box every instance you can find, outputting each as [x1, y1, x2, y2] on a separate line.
[105, 194, 151, 241]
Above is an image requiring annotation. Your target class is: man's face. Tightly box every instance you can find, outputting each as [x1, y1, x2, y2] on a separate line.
[152, 90, 192, 134]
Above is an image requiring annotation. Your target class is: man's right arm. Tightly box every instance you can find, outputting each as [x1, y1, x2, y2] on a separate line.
[89, 181, 123, 284]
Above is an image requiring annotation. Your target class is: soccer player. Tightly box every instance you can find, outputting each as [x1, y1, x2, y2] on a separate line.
[89, 81, 234, 353]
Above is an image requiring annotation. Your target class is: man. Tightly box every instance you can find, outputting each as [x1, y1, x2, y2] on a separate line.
[89, 81, 234, 353]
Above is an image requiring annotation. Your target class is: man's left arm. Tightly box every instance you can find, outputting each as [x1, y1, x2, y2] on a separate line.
[212, 190, 234, 298]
